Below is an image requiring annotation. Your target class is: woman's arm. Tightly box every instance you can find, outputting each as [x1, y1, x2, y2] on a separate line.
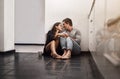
[54, 30, 68, 39]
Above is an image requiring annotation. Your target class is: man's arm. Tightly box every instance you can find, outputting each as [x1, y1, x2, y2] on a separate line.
[75, 30, 81, 44]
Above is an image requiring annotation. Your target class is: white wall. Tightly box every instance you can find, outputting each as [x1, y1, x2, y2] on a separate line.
[45, 0, 92, 51]
[94, 0, 106, 31]
[0, 0, 14, 52]
[106, 0, 120, 20]
[0, 0, 4, 51]
[4, 0, 15, 51]
[15, 0, 45, 44]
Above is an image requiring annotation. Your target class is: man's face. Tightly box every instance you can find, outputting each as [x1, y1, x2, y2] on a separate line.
[63, 22, 69, 30]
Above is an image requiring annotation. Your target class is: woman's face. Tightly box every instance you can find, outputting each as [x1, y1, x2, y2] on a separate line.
[56, 23, 63, 31]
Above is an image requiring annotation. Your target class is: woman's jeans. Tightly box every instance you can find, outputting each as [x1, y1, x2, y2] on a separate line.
[60, 37, 81, 55]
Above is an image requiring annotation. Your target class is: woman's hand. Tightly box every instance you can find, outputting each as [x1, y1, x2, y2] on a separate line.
[61, 33, 69, 37]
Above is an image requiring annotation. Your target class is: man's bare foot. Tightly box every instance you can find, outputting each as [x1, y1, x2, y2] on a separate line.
[62, 53, 71, 59]
[62, 52, 67, 57]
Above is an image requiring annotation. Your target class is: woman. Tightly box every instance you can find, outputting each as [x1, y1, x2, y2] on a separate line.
[43, 22, 67, 58]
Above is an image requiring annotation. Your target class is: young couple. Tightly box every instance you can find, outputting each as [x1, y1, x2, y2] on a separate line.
[43, 18, 81, 59]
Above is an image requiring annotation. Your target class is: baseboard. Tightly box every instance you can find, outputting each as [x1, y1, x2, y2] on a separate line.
[15, 43, 45, 46]
[0, 49, 15, 55]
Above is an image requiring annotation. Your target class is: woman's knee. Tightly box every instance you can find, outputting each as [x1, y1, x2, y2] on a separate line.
[51, 40, 59, 48]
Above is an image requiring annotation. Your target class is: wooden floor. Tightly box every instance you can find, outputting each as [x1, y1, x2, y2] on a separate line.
[0, 51, 104, 79]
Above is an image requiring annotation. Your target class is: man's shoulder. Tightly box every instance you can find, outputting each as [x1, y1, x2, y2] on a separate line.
[73, 28, 80, 32]
[73, 28, 79, 30]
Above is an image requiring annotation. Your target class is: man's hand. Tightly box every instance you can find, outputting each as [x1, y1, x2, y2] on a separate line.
[64, 33, 69, 37]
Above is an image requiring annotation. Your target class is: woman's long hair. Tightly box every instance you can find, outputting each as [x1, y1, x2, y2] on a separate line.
[51, 22, 61, 34]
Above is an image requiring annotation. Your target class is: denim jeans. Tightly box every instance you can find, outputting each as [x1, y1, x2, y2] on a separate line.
[60, 37, 73, 50]
[60, 37, 81, 55]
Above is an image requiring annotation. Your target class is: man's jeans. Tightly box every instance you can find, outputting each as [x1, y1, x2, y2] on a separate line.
[60, 37, 81, 55]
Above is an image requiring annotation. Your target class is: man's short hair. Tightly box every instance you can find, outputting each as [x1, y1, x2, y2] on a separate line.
[63, 18, 73, 26]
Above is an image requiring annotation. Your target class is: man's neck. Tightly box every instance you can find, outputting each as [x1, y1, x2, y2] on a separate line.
[69, 26, 73, 32]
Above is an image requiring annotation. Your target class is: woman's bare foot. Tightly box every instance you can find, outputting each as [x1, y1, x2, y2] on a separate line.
[51, 53, 62, 59]
[55, 56, 62, 59]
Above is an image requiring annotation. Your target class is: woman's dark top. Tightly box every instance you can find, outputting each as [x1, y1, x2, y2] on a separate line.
[42, 30, 63, 56]
[45, 30, 55, 46]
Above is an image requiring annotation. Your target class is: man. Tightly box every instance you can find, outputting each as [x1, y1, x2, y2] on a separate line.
[60, 18, 81, 59]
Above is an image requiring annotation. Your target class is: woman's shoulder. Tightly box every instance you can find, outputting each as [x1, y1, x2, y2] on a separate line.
[47, 30, 52, 34]
[47, 30, 55, 36]
[47, 30, 51, 33]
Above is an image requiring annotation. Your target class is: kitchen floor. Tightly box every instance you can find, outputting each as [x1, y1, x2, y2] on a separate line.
[0, 50, 104, 79]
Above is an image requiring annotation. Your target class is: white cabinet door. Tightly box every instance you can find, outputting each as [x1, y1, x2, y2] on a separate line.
[89, 9, 96, 52]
